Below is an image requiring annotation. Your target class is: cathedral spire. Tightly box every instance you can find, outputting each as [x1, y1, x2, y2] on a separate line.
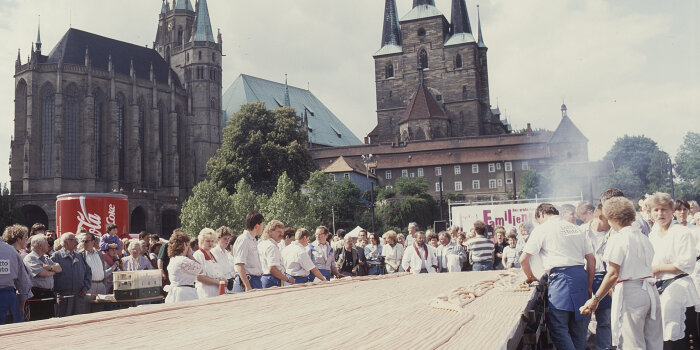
[284, 74, 291, 107]
[477, 5, 486, 47]
[35, 15, 42, 54]
[161, 0, 167, 14]
[174, 0, 193, 11]
[451, 0, 472, 35]
[413, 0, 436, 7]
[561, 103, 568, 118]
[191, 0, 214, 42]
[16, 49, 21, 67]
[380, 0, 401, 48]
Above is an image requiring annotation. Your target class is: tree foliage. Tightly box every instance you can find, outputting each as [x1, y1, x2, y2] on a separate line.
[302, 171, 363, 231]
[207, 102, 315, 195]
[395, 176, 429, 196]
[263, 172, 318, 231]
[518, 170, 543, 199]
[601, 167, 645, 202]
[375, 177, 437, 232]
[180, 180, 235, 237]
[604, 135, 661, 186]
[675, 132, 700, 182]
[230, 179, 267, 232]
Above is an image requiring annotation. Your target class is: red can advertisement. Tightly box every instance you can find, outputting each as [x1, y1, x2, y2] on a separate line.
[56, 193, 130, 239]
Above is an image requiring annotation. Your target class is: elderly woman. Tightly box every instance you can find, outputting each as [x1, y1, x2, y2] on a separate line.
[335, 235, 360, 276]
[673, 199, 693, 227]
[396, 233, 406, 248]
[381, 231, 404, 273]
[165, 231, 202, 303]
[580, 197, 662, 349]
[365, 232, 384, 275]
[121, 238, 153, 271]
[192, 228, 228, 298]
[647, 192, 700, 348]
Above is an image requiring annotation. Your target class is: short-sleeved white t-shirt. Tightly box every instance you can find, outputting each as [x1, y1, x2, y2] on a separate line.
[523, 215, 593, 272]
[602, 225, 654, 281]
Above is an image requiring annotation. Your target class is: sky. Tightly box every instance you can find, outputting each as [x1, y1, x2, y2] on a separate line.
[1, 0, 698, 185]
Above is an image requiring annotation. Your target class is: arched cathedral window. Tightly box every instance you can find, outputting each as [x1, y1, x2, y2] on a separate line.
[385, 62, 394, 78]
[455, 54, 463, 69]
[418, 49, 428, 69]
[64, 84, 80, 178]
[40, 84, 55, 178]
[93, 90, 103, 179]
[138, 100, 146, 184]
[116, 94, 126, 181]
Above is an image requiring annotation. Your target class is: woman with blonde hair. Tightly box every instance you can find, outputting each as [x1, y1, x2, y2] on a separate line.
[580, 197, 661, 349]
[647, 192, 700, 348]
[165, 231, 202, 303]
[381, 230, 403, 273]
[192, 228, 228, 298]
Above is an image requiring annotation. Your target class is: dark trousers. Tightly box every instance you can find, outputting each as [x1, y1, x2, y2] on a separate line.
[28, 287, 56, 321]
[663, 307, 699, 350]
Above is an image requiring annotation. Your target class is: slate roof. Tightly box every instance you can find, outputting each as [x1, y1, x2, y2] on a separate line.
[400, 83, 448, 122]
[451, 0, 472, 35]
[374, 44, 403, 57]
[174, 0, 193, 11]
[191, 0, 215, 42]
[381, 0, 402, 48]
[46, 28, 181, 87]
[222, 74, 363, 147]
[550, 116, 589, 143]
[401, 4, 443, 22]
[444, 32, 476, 47]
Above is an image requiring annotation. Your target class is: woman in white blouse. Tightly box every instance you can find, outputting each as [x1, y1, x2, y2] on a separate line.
[193, 228, 228, 298]
[648, 192, 700, 347]
[580, 197, 662, 349]
[165, 231, 202, 304]
[674, 199, 693, 227]
[381, 231, 403, 273]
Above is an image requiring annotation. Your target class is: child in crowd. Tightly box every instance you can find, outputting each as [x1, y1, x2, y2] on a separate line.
[502, 234, 520, 269]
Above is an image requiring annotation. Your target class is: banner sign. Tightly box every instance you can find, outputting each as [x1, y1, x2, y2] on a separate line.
[450, 201, 578, 230]
[56, 193, 130, 238]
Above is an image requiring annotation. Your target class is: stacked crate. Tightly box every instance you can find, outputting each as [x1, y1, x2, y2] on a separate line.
[113, 270, 163, 300]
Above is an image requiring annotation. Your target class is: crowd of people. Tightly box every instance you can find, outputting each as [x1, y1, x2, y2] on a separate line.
[2, 189, 700, 350]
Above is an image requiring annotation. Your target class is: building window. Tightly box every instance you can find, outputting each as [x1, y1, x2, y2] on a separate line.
[410, 172, 415, 178]
[506, 178, 513, 185]
[417, 28, 426, 37]
[332, 174, 337, 181]
[455, 54, 463, 69]
[343, 173, 350, 179]
[496, 163, 501, 170]
[471, 164, 479, 173]
[385, 63, 394, 79]
[472, 180, 480, 190]
[489, 179, 497, 189]
[455, 181, 463, 191]
[198, 50, 202, 60]
[522, 161, 530, 170]
[138, 101, 146, 184]
[488, 163, 495, 173]
[497, 179, 503, 187]
[401, 169, 408, 177]
[435, 166, 442, 176]
[64, 85, 80, 179]
[116, 94, 126, 181]
[435, 182, 443, 192]
[40, 85, 55, 178]
[370, 168, 376, 175]
[505, 162, 512, 172]
[454, 165, 461, 175]
[212, 52, 216, 63]
[462, 86, 468, 100]
[417, 168, 424, 177]
[418, 49, 428, 69]
[385, 171, 392, 180]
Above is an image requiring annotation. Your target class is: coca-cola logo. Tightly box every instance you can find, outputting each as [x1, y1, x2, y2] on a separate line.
[77, 196, 102, 235]
[106, 204, 116, 226]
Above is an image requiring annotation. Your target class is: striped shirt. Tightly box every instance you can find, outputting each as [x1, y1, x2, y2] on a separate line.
[466, 236, 494, 263]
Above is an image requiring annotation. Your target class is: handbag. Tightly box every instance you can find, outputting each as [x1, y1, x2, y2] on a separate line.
[655, 273, 688, 295]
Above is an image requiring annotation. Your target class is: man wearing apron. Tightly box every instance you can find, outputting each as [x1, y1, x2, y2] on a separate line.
[583, 204, 612, 349]
[309, 226, 343, 281]
[520, 203, 596, 350]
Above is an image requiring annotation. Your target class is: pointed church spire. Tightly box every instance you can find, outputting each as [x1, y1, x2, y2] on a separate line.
[380, 0, 401, 48]
[35, 15, 42, 54]
[191, 0, 214, 42]
[284, 74, 291, 107]
[477, 5, 486, 47]
[413, 0, 436, 7]
[561, 103, 568, 118]
[451, 0, 472, 35]
[161, 0, 167, 14]
[16, 49, 21, 67]
[174, 0, 193, 11]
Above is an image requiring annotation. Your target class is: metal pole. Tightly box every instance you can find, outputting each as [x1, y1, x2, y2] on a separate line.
[439, 176, 444, 221]
[371, 182, 375, 233]
[668, 156, 675, 198]
[331, 206, 336, 234]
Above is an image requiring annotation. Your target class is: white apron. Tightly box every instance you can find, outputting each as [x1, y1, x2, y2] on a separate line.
[610, 277, 657, 346]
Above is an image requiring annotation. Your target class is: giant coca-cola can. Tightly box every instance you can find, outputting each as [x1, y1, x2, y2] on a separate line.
[56, 193, 130, 239]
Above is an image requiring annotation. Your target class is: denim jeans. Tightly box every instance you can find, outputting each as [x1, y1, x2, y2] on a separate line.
[548, 307, 590, 350]
[594, 307, 611, 350]
[233, 275, 262, 293]
[472, 261, 493, 271]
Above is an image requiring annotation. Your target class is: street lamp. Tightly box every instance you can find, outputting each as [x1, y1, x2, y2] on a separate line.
[668, 155, 675, 198]
[362, 154, 376, 232]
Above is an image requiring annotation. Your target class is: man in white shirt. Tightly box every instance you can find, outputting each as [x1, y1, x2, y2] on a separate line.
[436, 231, 466, 273]
[309, 226, 343, 281]
[232, 211, 265, 292]
[520, 203, 595, 350]
[281, 229, 326, 284]
[402, 231, 438, 274]
[79, 233, 112, 312]
[212, 226, 235, 291]
[404, 222, 419, 248]
[258, 220, 294, 288]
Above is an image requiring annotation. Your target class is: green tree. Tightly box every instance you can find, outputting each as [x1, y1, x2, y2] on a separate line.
[519, 170, 543, 199]
[604, 135, 661, 186]
[230, 179, 267, 233]
[675, 132, 700, 182]
[180, 180, 235, 237]
[395, 177, 429, 196]
[374, 177, 437, 232]
[263, 172, 318, 231]
[303, 171, 363, 231]
[601, 167, 645, 201]
[645, 150, 673, 194]
[207, 102, 315, 195]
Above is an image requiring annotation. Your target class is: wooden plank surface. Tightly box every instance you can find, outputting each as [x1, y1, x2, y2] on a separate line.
[1, 270, 536, 350]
